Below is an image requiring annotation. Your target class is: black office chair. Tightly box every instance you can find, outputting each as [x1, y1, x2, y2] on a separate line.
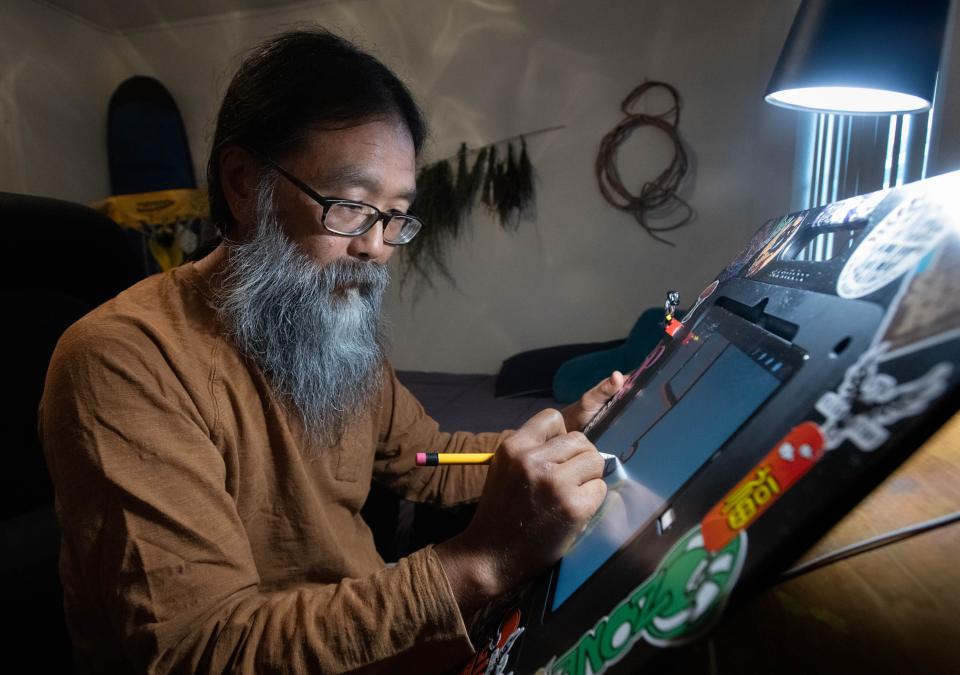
[0, 192, 145, 670]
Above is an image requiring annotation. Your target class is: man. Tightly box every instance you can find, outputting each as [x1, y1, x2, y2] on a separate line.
[40, 29, 623, 673]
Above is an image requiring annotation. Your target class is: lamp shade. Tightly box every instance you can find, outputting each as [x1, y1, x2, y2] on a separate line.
[766, 0, 950, 115]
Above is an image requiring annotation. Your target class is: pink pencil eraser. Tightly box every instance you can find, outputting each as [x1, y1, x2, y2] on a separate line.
[415, 452, 427, 466]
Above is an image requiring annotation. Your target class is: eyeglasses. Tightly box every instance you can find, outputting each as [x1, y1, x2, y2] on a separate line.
[255, 153, 423, 245]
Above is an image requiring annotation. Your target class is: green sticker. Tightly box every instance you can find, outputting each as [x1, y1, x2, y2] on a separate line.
[542, 525, 747, 675]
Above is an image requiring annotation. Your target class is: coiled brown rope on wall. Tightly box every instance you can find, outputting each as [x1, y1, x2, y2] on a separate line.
[596, 81, 694, 245]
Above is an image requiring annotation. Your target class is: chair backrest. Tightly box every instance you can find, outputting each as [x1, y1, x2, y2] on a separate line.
[0, 191, 145, 672]
[0, 191, 145, 518]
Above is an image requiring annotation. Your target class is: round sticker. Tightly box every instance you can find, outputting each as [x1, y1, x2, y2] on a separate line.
[836, 187, 952, 299]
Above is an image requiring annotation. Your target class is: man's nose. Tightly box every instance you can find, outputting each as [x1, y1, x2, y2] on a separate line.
[346, 222, 386, 261]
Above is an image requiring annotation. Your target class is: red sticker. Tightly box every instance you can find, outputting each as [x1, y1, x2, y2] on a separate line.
[702, 422, 826, 552]
[461, 608, 524, 675]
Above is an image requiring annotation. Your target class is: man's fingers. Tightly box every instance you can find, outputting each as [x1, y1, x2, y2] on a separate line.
[573, 478, 608, 522]
[596, 370, 624, 397]
[607, 370, 625, 393]
[582, 371, 625, 407]
[552, 447, 606, 485]
[536, 430, 599, 465]
[546, 472, 608, 529]
[508, 408, 567, 449]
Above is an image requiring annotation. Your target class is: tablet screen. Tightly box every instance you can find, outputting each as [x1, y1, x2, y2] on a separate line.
[551, 338, 782, 610]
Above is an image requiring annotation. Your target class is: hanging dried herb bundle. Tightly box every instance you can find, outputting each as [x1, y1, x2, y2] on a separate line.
[399, 158, 458, 289]
[481, 144, 498, 209]
[456, 144, 487, 219]
[517, 137, 536, 222]
[400, 137, 538, 292]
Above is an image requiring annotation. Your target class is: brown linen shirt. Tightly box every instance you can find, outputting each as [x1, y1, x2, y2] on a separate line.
[38, 248, 505, 674]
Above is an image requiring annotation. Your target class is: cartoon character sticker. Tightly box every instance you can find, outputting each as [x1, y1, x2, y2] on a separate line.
[462, 608, 525, 675]
[540, 525, 747, 675]
[745, 213, 806, 277]
[701, 421, 826, 552]
[836, 184, 954, 299]
[815, 344, 953, 452]
[716, 217, 779, 282]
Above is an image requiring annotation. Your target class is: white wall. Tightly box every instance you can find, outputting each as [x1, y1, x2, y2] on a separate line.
[113, 0, 802, 373]
[386, 0, 802, 375]
[0, 0, 129, 203]
[112, 0, 798, 373]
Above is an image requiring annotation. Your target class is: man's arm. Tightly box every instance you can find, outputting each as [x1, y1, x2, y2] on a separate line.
[370, 367, 619, 623]
[41, 325, 474, 674]
[372, 365, 509, 507]
[371, 367, 624, 507]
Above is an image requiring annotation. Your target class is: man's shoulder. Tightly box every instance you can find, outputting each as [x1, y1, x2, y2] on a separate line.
[56, 265, 218, 366]
[41, 265, 229, 436]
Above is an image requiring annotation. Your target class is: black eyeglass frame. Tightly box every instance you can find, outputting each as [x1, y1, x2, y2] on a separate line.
[253, 152, 423, 245]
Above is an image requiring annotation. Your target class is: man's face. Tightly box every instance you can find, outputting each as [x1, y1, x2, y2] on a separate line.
[266, 118, 418, 268]
[213, 117, 416, 448]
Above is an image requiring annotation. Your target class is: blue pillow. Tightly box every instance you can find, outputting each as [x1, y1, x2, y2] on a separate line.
[552, 308, 667, 404]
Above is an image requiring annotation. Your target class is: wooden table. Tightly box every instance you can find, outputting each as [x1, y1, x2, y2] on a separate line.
[667, 414, 960, 674]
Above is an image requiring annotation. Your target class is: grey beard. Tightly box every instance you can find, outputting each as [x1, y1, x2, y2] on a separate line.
[212, 175, 389, 450]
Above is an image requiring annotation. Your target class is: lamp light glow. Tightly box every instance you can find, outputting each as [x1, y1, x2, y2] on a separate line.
[765, 87, 931, 115]
[765, 0, 949, 115]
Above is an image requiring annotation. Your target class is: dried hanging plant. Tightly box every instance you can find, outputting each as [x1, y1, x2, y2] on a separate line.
[517, 137, 535, 222]
[400, 135, 540, 293]
[398, 158, 458, 288]
[481, 144, 498, 209]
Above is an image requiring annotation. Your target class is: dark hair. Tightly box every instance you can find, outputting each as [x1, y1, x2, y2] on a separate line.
[206, 28, 427, 235]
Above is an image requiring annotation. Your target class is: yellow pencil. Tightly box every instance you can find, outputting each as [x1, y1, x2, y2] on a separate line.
[416, 452, 494, 466]
[415, 451, 618, 468]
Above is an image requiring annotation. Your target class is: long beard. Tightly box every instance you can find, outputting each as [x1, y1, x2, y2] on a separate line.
[212, 175, 389, 450]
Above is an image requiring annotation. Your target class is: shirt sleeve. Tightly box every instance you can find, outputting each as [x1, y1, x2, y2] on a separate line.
[372, 364, 510, 508]
[39, 322, 474, 674]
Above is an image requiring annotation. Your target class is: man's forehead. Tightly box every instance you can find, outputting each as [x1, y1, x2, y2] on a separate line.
[293, 122, 417, 198]
[311, 164, 381, 190]
[306, 163, 417, 203]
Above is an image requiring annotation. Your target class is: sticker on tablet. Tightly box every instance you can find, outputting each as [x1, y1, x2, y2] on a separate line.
[812, 190, 887, 227]
[815, 344, 953, 452]
[702, 421, 826, 552]
[876, 237, 960, 360]
[836, 187, 953, 299]
[745, 213, 806, 277]
[718, 217, 779, 282]
[541, 525, 747, 674]
[462, 607, 524, 675]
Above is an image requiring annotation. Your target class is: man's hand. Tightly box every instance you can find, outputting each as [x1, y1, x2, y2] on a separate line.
[561, 371, 625, 432]
[435, 409, 607, 621]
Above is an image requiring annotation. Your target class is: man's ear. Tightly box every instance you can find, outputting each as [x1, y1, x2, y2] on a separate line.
[219, 145, 260, 238]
